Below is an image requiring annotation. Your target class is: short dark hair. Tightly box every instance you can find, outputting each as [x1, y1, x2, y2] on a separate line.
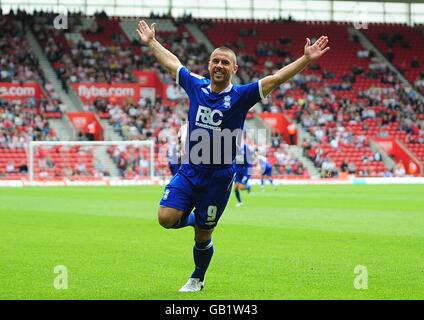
[210, 46, 237, 65]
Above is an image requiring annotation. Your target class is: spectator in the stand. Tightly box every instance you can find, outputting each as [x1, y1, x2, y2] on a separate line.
[38, 156, 47, 169]
[314, 126, 325, 142]
[383, 169, 394, 177]
[394, 160, 406, 177]
[361, 154, 370, 162]
[419, 125, 424, 144]
[166, 83, 186, 101]
[357, 49, 369, 59]
[94, 159, 107, 176]
[340, 160, 348, 172]
[408, 160, 417, 176]
[271, 133, 281, 148]
[124, 167, 136, 179]
[373, 151, 381, 162]
[330, 136, 339, 149]
[386, 48, 394, 62]
[75, 161, 88, 176]
[6, 161, 16, 173]
[347, 162, 356, 174]
[117, 155, 128, 176]
[256, 42, 267, 57]
[138, 154, 149, 176]
[323, 69, 335, 78]
[19, 163, 28, 173]
[86, 121, 96, 141]
[287, 123, 296, 145]
[321, 157, 337, 178]
[77, 131, 89, 141]
[63, 166, 74, 177]
[411, 57, 419, 68]
[234, 38, 245, 50]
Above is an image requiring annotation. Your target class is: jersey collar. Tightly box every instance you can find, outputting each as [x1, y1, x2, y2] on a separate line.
[207, 83, 233, 94]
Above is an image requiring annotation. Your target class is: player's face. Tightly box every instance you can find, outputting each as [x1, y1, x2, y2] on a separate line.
[208, 50, 238, 85]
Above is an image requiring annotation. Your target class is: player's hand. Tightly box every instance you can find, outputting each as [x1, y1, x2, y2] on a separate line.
[304, 36, 330, 61]
[136, 20, 156, 45]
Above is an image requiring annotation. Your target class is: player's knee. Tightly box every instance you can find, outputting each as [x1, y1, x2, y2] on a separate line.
[158, 215, 174, 228]
[157, 207, 183, 229]
[157, 208, 175, 229]
[158, 214, 175, 229]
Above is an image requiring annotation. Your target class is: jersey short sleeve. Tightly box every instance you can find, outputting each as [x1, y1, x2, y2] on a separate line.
[236, 81, 264, 112]
[176, 66, 206, 97]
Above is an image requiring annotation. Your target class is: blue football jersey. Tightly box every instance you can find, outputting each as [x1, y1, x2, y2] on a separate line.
[258, 155, 272, 171]
[235, 143, 254, 168]
[167, 142, 179, 164]
[177, 66, 264, 167]
[235, 143, 255, 178]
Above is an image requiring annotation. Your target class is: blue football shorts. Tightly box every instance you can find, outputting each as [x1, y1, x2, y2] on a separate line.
[262, 165, 272, 177]
[168, 162, 180, 176]
[234, 165, 251, 185]
[159, 163, 235, 229]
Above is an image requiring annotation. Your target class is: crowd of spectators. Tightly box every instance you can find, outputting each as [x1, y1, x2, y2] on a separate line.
[30, 145, 111, 179]
[0, 9, 65, 110]
[0, 14, 46, 84]
[90, 96, 187, 141]
[267, 51, 422, 176]
[0, 100, 58, 149]
[33, 19, 135, 85]
[2, 11, 423, 179]
[79, 16, 424, 178]
[30, 9, 211, 89]
[271, 143, 307, 176]
[373, 30, 424, 95]
[108, 145, 150, 178]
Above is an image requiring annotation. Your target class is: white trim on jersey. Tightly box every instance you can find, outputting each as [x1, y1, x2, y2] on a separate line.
[176, 65, 183, 85]
[207, 83, 233, 94]
[258, 79, 266, 100]
[178, 123, 188, 156]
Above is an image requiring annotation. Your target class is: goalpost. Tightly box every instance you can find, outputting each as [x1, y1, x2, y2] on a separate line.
[28, 140, 155, 185]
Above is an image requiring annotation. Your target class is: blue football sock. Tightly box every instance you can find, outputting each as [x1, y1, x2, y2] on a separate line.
[261, 178, 264, 186]
[235, 189, 241, 203]
[191, 238, 214, 282]
[246, 183, 251, 193]
[172, 212, 195, 229]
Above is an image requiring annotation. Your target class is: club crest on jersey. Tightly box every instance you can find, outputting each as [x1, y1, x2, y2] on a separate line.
[163, 189, 170, 200]
[223, 95, 231, 108]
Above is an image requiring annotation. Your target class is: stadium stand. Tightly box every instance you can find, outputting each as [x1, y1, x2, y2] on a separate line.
[201, 18, 423, 177]
[1, 10, 423, 180]
[0, 13, 64, 180]
[363, 23, 424, 95]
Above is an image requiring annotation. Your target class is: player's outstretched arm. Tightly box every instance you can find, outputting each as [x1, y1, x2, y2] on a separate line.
[261, 36, 330, 97]
[136, 20, 182, 79]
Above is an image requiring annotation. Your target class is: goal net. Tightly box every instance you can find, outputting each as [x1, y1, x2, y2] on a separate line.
[28, 140, 156, 185]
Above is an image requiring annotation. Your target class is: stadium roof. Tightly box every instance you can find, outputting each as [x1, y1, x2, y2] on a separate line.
[1, 0, 423, 24]
[335, 0, 423, 2]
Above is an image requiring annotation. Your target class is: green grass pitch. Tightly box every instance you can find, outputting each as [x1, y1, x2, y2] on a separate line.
[1, 184, 423, 300]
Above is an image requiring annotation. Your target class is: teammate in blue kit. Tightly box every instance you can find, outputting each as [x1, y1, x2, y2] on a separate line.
[256, 153, 275, 191]
[167, 139, 180, 176]
[233, 143, 254, 207]
[137, 20, 330, 292]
